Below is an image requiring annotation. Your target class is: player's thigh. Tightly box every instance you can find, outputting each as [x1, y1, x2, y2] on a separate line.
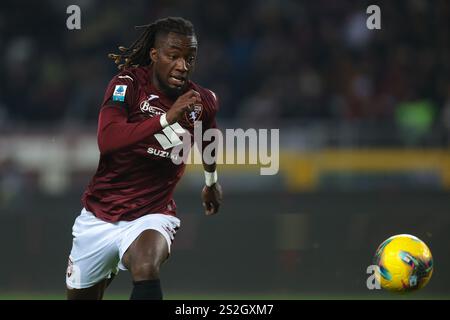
[66, 279, 108, 300]
[66, 273, 115, 300]
[122, 229, 169, 278]
[119, 214, 180, 275]
[66, 209, 120, 290]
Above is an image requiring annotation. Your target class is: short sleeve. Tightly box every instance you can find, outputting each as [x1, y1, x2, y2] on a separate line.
[101, 73, 137, 109]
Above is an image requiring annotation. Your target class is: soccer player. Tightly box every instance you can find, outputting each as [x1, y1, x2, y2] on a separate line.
[65, 17, 222, 300]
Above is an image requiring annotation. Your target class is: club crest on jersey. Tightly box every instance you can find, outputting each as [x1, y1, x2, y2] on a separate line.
[112, 85, 127, 102]
[185, 104, 203, 126]
[140, 99, 165, 117]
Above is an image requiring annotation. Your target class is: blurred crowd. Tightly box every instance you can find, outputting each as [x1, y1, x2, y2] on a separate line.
[0, 0, 449, 139]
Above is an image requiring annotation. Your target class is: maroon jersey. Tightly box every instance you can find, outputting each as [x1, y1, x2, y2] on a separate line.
[82, 66, 218, 222]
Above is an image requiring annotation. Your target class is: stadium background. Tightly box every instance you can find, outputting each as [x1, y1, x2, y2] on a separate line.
[0, 0, 449, 299]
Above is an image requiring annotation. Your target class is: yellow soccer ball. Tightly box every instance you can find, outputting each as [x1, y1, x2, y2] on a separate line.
[373, 234, 433, 292]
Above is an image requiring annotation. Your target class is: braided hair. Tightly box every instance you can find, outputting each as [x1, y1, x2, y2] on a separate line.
[108, 17, 195, 70]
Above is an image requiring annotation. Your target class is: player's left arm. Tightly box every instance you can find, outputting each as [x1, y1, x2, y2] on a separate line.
[202, 162, 222, 216]
[200, 90, 222, 216]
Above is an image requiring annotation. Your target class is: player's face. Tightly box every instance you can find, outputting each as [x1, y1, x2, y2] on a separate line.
[150, 32, 197, 98]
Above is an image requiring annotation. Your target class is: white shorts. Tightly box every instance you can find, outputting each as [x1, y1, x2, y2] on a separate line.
[66, 208, 180, 289]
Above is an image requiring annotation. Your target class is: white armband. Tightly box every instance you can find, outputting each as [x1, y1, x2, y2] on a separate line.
[160, 113, 169, 128]
[204, 170, 218, 187]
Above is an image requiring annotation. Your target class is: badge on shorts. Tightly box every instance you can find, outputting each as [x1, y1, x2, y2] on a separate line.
[112, 85, 127, 102]
[67, 258, 73, 278]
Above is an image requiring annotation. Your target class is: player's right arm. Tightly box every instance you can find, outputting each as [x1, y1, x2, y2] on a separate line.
[97, 75, 200, 155]
[97, 74, 160, 154]
[165, 90, 201, 124]
[98, 106, 162, 154]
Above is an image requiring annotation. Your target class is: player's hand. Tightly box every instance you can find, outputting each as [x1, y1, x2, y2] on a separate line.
[166, 90, 201, 124]
[201, 183, 222, 216]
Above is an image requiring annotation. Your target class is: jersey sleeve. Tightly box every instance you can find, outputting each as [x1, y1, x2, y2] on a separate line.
[200, 89, 220, 159]
[101, 73, 137, 109]
[96, 73, 163, 155]
[202, 89, 219, 130]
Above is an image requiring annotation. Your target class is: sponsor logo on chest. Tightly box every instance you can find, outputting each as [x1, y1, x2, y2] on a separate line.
[140, 94, 165, 117]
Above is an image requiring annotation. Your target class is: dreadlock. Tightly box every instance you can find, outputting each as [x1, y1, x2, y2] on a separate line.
[108, 17, 195, 70]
